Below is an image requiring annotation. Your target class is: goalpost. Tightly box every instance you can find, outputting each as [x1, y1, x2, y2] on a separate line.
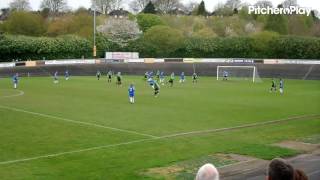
[217, 66, 258, 83]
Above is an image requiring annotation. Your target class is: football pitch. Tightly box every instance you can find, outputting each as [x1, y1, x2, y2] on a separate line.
[0, 76, 319, 179]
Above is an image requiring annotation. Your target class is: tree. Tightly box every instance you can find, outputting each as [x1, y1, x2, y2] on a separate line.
[265, 15, 288, 35]
[213, 2, 234, 16]
[196, 1, 206, 16]
[154, 0, 180, 14]
[40, 0, 67, 15]
[91, 0, 122, 14]
[3, 11, 46, 36]
[40, 8, 50, 18]
[9, 0, 31, 11]
[130, 0, 152, 13]
[179, 1, 198, 14]
[225, 0, 242, 10]
[192, 27, 217, 38]
[288, 15, 314, 36]
[254, 0, 273, 8]
[282, 0, 297, 8]
[143, 25, 184, 56]
[46, 12, 93, 38]
[137, 13, 164, 32]
[310, 10, 319, 21]
[142, 1, 157, 14]
[97, 18, 141, 46]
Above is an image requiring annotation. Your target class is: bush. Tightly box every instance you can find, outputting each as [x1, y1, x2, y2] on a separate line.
[137, 14, 165, 32]
[182, 37, 255, 58]
[142, 25, 185, 57]
[129, 35, 320, 59]
[2, 11, 47, 36]
[269, 36, 320, 59]
[0, 35, 92, 61]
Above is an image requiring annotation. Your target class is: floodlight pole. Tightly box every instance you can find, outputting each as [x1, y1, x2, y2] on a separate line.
[93, 6, 97, 57]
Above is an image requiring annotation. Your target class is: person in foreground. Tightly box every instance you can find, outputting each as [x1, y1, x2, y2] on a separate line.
[195, 163, 219, 180]
[294, 169, 308, 180]
[266, 158, 294, 180]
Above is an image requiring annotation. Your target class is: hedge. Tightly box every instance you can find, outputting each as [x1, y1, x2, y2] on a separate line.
[0, 34, 116, 61]
[0, 34, 319, 62]
[125, 36, 320, 59]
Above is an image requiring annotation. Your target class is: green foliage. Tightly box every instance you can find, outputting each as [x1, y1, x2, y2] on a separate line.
[2, 11, 47, 36]
[183, 37, 255, 58]
[265, 15, 289, 35]
[137, 13, 165, 32]
[288, 15, 314, 36]
[197, 1, 207, 16]
[46, 12, 93, 38]
[95, 34, 119, 57]
[192, 28, 217, 38]
[142, 1, 157, 14]
[269, 36, 320, 59]
[0, 35, 92, 61]
[251, 31, 280, 57]
[142, 25, 185, 57]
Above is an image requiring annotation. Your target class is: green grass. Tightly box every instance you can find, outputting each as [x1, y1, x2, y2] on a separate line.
[0, 76, 319, 179]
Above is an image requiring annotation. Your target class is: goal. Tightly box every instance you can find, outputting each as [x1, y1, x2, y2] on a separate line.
[217, 66, 260, 82]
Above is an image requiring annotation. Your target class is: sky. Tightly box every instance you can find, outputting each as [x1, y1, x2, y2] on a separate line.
[0, 0, 319, 12]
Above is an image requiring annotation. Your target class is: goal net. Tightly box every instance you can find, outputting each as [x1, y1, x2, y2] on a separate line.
[217, 66, 261, 82]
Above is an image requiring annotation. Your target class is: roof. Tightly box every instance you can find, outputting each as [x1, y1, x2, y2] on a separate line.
[108, 9, 129, 16]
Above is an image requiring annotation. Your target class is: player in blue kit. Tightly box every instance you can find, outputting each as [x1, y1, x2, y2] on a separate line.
[128, 84, 135, 104]
[54, 71, 59, 84]
[65, 70, 70, 80]
[180, 72, 185, 83]
[12, 73, 19, 89]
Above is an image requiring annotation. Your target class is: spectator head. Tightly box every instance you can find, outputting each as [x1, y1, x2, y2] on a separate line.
[266, 158, 294, 180]
[294, 169, 308, 180]
[196, 163, 219, 180]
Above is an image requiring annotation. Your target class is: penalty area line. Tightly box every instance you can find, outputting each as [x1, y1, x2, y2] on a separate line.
[0, 105, 158, 139]
[0, 114, 319, 166]
[0, 90, 24, 99]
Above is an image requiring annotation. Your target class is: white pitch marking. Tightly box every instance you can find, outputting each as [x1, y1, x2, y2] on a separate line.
[0, 138, 152, 165]
[0, 114, 319, 166]
[0, 105, 158, 138]
[157, 114, 320, 139]
[0, 90, 24, 99]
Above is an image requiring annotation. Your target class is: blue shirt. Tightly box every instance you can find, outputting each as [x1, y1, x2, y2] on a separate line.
[223, 71, 228, 77]
[160, 72, 164, 78]
[65, 71, 69, 77]
[13, 75, 18, 83]
[148, 78, 154, 86]
[128, 87, 135, 97]
[180, 73, 185, 79]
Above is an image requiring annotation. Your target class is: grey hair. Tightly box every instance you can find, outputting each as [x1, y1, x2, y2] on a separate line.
[195, 163, 219, 180]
